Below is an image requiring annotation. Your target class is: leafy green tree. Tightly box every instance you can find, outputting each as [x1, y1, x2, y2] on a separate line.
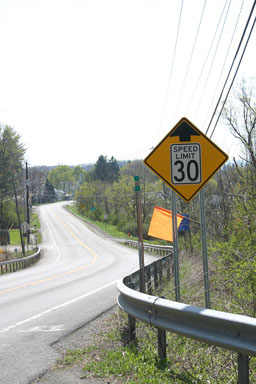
[72, 166, 87, 194]
[106, 175, 136, 225]
[75, 180, 104, 220]
[48, 165, 75, 194]
[73, 165, 87, 183]
[0, 125, 25, 229]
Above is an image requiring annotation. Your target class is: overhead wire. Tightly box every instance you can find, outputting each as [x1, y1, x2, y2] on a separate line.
[155, 0, 184, 144]
[202, 0, 245, 130]
[170, 0, 208, 123]
[185, 0, 230, 117]
[206, 0, 256, 138]
[209, 10, 256, 139]
[193, 0, 232, 121]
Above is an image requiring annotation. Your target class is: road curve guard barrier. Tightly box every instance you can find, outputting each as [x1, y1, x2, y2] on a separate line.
[117, 260, 256, 383]
[0, 248, 41, 274]
[124, 240, 172, 257]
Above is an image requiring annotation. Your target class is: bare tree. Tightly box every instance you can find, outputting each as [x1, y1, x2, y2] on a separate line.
[222, 77, 256, 170]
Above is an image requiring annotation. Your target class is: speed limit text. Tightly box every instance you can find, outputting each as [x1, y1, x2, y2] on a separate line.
[170, 143, 202, 185]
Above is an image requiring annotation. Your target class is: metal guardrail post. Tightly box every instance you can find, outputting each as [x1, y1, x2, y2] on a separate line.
[128, 314, 136, 343]
[145, 266, 152, 295]
[166, 256, 171, 281]
[127, 282, 136, 343]
[158, 296, 167, 366]
[238, 354, 249, 384]
[154, 262, 158, 291]
[158, 327, 167, 365]
[159, 262, 163, 286]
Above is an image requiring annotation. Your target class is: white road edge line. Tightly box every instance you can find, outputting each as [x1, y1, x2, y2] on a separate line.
[0, 279, 119, 334]
[45, 216, 61, 265]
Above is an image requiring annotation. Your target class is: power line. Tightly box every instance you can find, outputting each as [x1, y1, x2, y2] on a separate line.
[202, 0, 245, 130]
[206, 0, 256, 138]
[193, 0, 232, 121]
[185, 0, 230, 117]
[170, 0, 208, 122]
[155, 0, 184, 143]
[209, 12, 256, 139]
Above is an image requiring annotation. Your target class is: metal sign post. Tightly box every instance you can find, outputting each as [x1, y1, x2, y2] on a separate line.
[199, 189, 210, 309]
[172, 190, 180, 302]
[134, 176, 145, 293]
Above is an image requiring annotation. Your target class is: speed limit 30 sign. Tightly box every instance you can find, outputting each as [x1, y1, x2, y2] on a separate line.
[144, 117, 228, 202]
[171, 143, 201, 185]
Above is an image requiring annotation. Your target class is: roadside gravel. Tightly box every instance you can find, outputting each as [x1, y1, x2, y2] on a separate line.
[32, 307, 119, 384]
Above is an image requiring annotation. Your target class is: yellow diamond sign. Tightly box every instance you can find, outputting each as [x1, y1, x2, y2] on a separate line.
[144, 117, 228, 202]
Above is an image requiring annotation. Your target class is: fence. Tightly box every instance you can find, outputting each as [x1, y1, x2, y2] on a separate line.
[0, 248, 41, 274]
[117, 255, 256, 384]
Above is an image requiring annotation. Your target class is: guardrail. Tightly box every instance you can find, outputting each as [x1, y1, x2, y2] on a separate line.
[124, 239, 173, 256]
[0, 248, 41, 274]
[117, 257, 256, 384]
[124, 253, 172, 293]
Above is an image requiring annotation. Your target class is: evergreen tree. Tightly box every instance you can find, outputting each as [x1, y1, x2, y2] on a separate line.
[0, 125, 25, 229]
[92, 155, 120, 183]
[108, 156, 120, 183]
[43, 179, 56, 203]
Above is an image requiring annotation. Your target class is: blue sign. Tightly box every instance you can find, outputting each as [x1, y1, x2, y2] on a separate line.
[179, 214, 189, 232]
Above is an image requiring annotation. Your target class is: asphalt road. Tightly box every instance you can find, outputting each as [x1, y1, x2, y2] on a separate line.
[0, 202, 154, 384]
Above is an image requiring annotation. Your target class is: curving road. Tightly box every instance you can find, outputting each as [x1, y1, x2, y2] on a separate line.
[0, 202, 155, 384]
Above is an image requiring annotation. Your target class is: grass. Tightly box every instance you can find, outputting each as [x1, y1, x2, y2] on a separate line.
[0, 211, 42, 262]
[66, 204, 129, 239]
[9, 229, 22, 246]
[61, 349, 86, 366]
[66, 203, 170, 246]
[55, 249, 256, 383]
[9, 211, 41, 247]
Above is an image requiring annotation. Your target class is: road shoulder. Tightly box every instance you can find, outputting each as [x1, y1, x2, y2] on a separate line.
[32, 307, 118, 384]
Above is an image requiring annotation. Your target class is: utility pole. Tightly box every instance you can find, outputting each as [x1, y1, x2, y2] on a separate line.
[13, 175, 25, 257]
[25, 162, 30, 244]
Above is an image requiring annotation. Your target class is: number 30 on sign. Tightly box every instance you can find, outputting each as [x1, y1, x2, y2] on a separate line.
[171, 143, 201, 185]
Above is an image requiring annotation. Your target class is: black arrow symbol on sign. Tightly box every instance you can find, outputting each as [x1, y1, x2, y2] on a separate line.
[169, 120, 201, 142]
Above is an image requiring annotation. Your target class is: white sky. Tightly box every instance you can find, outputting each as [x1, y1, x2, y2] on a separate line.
[0, 0, 255, 166]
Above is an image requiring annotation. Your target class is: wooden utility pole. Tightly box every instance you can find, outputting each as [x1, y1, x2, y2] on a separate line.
[13, 175, 25, 257]
[25, 162, 30, 244]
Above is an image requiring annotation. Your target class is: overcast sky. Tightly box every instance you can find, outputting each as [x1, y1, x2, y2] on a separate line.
[0, 0, 255, 166]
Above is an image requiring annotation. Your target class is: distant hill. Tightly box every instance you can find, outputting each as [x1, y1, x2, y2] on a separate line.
[32, 160, 130, 172]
